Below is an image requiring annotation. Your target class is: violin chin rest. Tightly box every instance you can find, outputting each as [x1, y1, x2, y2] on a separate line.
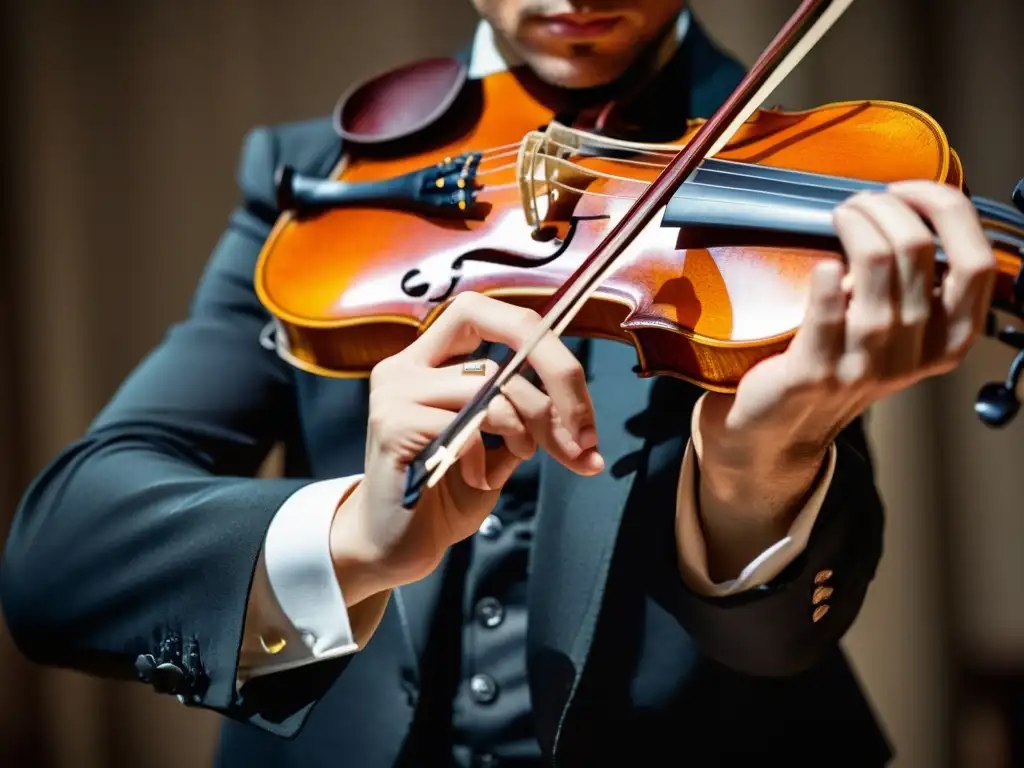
[332, 57, 468, 146]
[1013, 176, 1024, 215]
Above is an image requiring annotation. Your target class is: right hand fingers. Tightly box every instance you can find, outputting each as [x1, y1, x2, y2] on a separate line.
[500, 373, 604, 476]
[371, 392, 531, 462]
[372, 402, 526, 490]
[382, 360, 603, 475]
[395, 293, 598, 448]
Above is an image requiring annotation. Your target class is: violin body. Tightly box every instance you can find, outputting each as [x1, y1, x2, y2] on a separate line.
[254, 57, 1024, 393]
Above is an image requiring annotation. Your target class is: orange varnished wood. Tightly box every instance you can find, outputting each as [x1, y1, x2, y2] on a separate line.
[254, 69, 1024, 391]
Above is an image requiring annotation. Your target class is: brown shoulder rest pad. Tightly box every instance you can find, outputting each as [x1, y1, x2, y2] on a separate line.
[332, 57, 468, 145]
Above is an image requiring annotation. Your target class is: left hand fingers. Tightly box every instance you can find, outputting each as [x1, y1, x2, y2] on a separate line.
[886, 181, 997, 362]
[840, 190, 936, 369]
[831, 200, 897, 383]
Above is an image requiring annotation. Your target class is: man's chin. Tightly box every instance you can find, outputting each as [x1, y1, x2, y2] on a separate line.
[524, 54, 632, 90]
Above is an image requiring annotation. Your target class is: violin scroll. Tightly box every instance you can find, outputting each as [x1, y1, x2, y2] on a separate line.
[974, 176, 1024, 427]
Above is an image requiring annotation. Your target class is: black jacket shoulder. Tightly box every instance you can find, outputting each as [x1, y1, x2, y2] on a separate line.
[236, 116, 342, 223]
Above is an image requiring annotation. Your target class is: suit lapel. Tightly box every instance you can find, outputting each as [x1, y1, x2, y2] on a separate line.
[526, 338, 652, 750]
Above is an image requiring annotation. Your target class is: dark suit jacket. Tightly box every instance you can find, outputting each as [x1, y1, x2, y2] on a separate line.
[1, 20, 893, 767]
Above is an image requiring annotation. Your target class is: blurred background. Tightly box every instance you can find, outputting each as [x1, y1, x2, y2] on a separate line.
[1, 0, 1022, 765]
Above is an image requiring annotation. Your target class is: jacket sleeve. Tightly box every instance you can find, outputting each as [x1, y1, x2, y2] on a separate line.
[0, 122, 352, 736]
[649, 414, 885, 678]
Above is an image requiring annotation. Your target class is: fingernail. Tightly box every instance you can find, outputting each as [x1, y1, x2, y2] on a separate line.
[577, 426, 598, 450]
[555, 425, 582, 458]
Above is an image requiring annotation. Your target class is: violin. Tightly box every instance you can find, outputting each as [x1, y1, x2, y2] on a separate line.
[253, 0, 1024, 506]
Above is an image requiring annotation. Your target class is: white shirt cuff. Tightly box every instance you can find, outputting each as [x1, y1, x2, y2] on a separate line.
[675, 398, 838, 597]
[239, 475, 383, 682]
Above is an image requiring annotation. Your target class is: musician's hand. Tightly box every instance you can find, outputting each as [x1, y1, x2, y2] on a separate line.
[329, 292, 603, 604]
[694, 180, 997, 578]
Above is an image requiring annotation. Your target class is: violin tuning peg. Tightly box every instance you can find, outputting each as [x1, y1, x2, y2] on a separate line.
[975, 349, 1024, 427]
[975, 381, 1020, 427]
[1013, 176, 1024, 214]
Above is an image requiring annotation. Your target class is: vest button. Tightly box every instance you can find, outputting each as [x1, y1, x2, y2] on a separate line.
[469, 673, 498, 704]
[478, 514, 503, 539]
[474, 597, 504, 628]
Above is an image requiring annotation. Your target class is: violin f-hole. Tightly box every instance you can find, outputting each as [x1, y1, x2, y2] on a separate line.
[400, 267, 462, 304]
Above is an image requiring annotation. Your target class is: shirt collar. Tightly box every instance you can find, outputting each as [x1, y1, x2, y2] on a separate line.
[467, 10, 692, 79]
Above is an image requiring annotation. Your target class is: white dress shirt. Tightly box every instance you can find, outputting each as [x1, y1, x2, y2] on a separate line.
[236, 14, 838, 683]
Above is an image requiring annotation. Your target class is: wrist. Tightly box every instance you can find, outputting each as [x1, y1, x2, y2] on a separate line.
[694, 443, 825, 583]
[696, 392, 830, 512]
[329, 482, 393, 607]
[698, 446, 824, 517]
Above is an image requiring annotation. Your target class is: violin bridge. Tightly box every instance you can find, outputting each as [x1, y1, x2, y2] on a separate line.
[516, 131, 548, 229]
[516, 123, 589, 230]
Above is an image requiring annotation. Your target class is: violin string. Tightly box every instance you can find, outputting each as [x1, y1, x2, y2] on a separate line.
[473, 162, 520, 179]
[467, 132, 680, 181]
[492, 160, 1024, 246]
[476, 147, 521, 164]
[518, 135, 827, 196]
[537, 137, 676, 171]
[473, 141, 676, 185]
[543, 134, 678, 161]
[474, 155, 684, 183]
[480, 182, 1014, 268]
[474, 141, 524, 158]
[471, 129, 769, 186]
[529, 150, 657, 187]
[457, 129, 672, 166]
[466, 134, 1024, 237]
[484, 146, 1006, 222]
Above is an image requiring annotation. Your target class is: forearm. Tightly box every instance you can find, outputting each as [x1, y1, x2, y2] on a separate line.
[661, 422, 883, 677]
[697, 449, 827, 582]
[0, 431, 308, 711]
[689, 392, 829, 582]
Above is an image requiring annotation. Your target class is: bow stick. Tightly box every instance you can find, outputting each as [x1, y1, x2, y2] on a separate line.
[403, 0, 858, 508]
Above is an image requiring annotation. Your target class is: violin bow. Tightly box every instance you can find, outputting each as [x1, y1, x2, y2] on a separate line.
[403, 0, 858, 508]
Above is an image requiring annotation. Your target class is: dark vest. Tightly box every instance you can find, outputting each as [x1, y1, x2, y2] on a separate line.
[450, 449, 543, 767]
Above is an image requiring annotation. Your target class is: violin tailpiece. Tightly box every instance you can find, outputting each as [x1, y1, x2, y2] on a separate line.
[275, 152, 484, 219]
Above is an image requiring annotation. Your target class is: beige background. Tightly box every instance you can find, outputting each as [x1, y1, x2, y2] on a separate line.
[1, 0, 1023, 765]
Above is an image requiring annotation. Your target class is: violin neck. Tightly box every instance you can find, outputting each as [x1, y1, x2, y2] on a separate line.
[661, 159, 1024, 264]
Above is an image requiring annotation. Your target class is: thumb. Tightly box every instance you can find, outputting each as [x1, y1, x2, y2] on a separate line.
[456, 435, 523, 492]
[783, 259, 847, 383]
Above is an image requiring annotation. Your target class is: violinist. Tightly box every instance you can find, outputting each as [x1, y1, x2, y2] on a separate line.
[0, 1, 999, 766]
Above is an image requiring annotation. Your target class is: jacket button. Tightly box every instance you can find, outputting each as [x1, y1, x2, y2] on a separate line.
[134, 654, 156, 683]
[151, 662, 185, 694]
[469, 673, 498, 704]
[478, 515, 503, 539]
[474, 597, 504, 628]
